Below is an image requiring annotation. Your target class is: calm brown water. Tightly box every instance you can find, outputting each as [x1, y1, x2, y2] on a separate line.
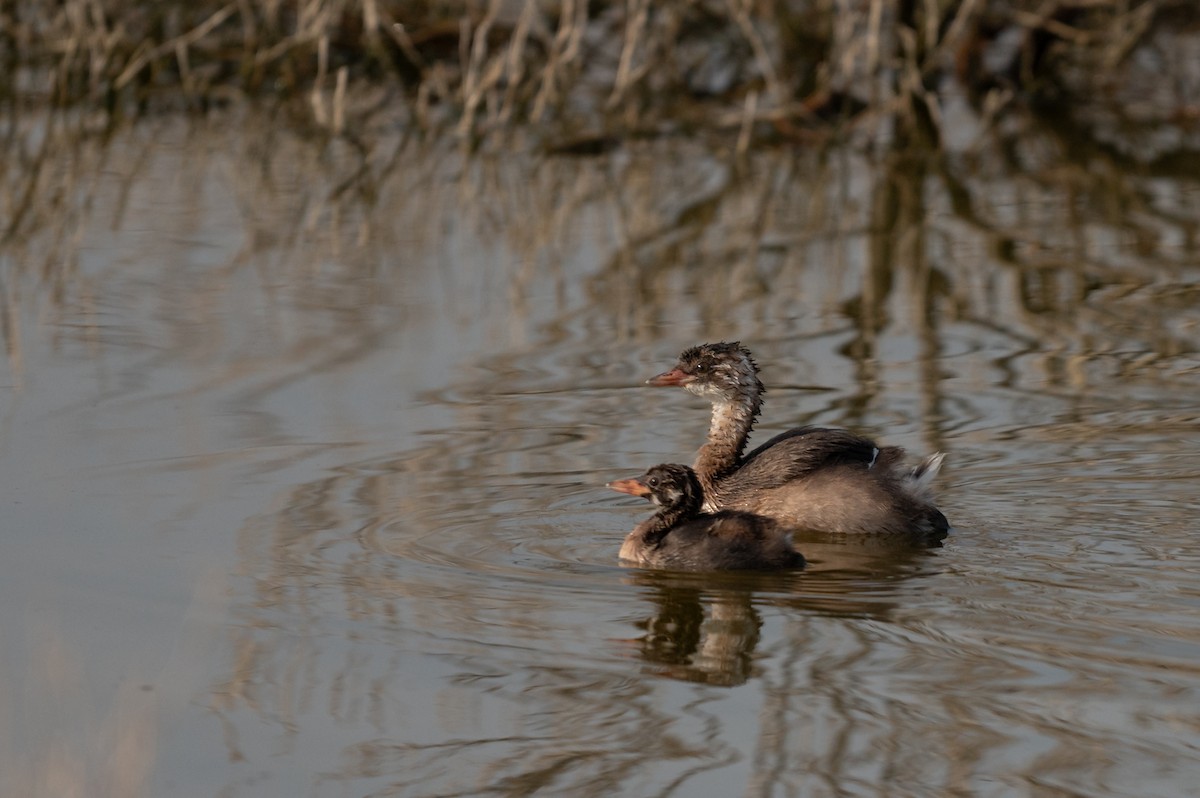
[2, 104, 1199, 797]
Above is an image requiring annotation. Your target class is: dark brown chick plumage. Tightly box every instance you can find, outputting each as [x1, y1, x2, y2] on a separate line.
[609, 463, 805, 571]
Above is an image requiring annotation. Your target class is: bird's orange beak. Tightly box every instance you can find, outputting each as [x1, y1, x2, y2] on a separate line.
[645, 367, 691, 387]
[607, 477, 651, 497]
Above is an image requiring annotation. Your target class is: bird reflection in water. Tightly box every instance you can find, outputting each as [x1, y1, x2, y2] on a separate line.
[620, 539, 941, 686]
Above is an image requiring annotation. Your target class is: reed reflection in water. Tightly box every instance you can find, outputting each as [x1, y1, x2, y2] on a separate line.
[0, 100, 1198, 797]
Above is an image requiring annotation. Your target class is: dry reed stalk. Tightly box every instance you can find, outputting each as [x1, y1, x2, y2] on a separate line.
[114, 3, 238, 90]
[932, 0, 984, 73]
[531, 0, 587, 122]
[333, 65, 347, 135]
[865, 0, 885, 78]
[254, 0, 332, 75]
[832, 0, 868, 96]
[608, 0, 649, 109]
[175, 40, 194, 101]
[727, 0, 785, 107]
[457, 0, 502, 138]
[896, 23, 943, 140]
[361, 0, 380, 49]
[1011, 8, 1094, 45]
[311, 33, 329, 128]
[383, 19, 427, 72]
[714, 102, 818, 129]
[921, 0, 940, 58]
[1103, 0, 1160, 68]
[498, 0, 536, 127]
[736, 89, 758, 158]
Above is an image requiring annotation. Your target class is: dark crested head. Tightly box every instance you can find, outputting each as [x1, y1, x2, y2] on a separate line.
[646, 341, 763, 403]
[609, 463, 703, 512]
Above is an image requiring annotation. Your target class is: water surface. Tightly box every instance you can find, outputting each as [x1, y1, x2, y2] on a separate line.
[1, 106, 1199, 797]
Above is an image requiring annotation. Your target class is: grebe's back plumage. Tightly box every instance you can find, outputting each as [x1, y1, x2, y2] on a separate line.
[647, 342, 948, 539]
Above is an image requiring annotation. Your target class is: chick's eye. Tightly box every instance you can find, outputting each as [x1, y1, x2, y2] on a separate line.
[647, 477, 659, 488]
[695, 362, 708, 372]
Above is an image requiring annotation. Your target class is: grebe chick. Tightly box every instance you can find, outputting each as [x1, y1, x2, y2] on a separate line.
[608, 463, 805, 571]
[647, 342, 948, 538]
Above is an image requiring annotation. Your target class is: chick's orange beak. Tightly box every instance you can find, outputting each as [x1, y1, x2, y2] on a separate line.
[645, 367, 691, 387]
[607, 477, 651, 497]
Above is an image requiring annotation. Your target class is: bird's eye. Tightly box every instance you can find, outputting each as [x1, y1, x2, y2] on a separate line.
[695, 362, 708, 373]
[647, 477, 659, 488]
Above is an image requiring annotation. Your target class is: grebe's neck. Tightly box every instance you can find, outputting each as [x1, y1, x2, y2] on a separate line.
[693, 393, 760, 487]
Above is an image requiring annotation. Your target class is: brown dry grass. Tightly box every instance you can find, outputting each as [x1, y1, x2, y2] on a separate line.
[0, 0, 1196, 146]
